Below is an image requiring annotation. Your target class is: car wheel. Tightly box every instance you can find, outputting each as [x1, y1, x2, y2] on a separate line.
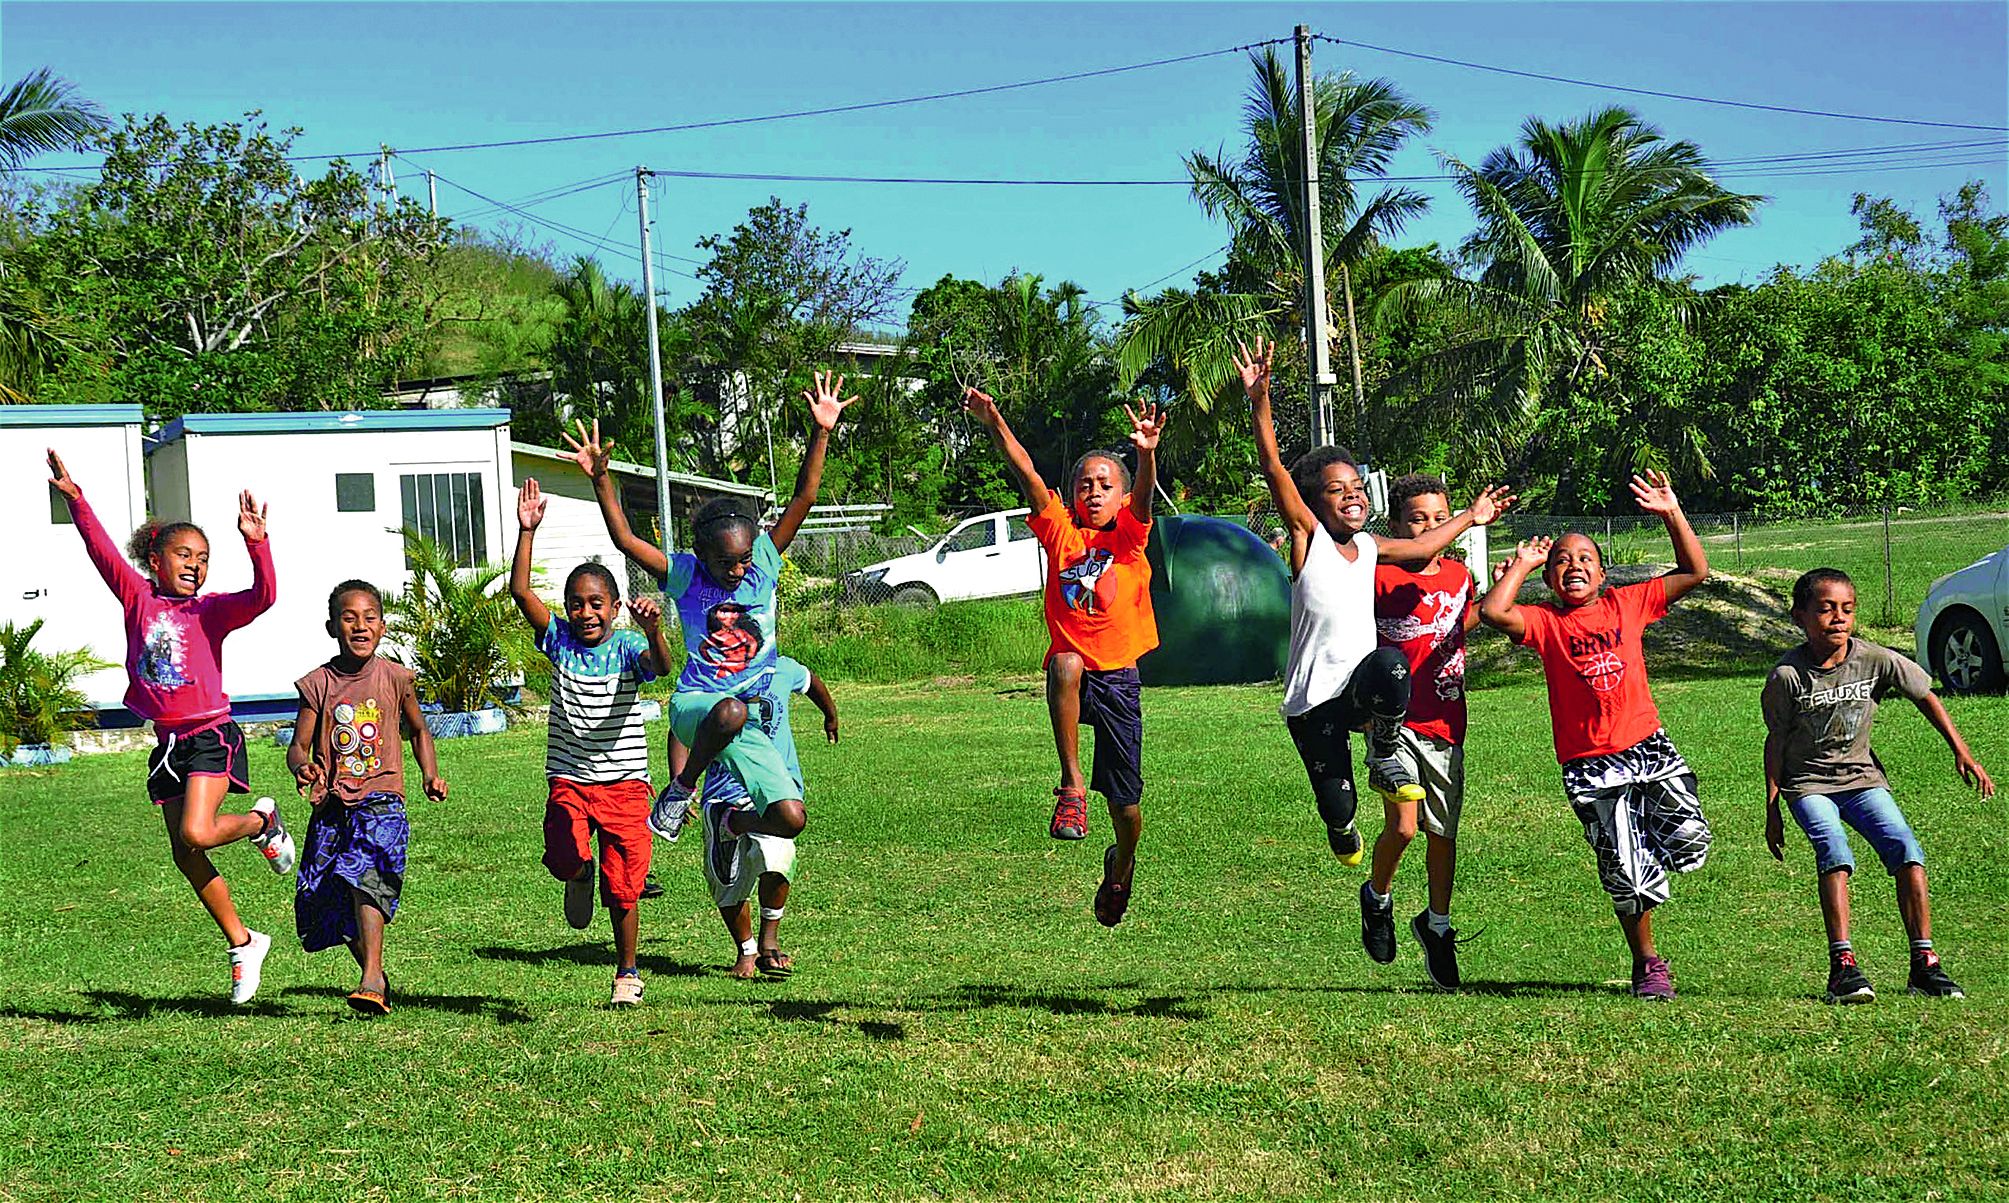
[1932, 610, 2005, 694]
[890, 584, 938, 609]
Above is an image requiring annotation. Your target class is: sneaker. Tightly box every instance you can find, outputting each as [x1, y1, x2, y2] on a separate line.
[609, 971, 645, 1007]
[1908, 951, 1965, 999]
[248, 797, 296, 875]
[1366, 756, 1426, 805]
[705, 800, 743, 893]
[1050, 788, 1088, 841]
[1327, 820, 1364, 867]
[647, 778, 697, 842]
[1359, 883, 1397, 964]
[638, 874, 665, 901]
[1411, 911, 1462, 990]
[228, 930, 271, 1005]
[1824, 951, 1875, 1004]
[564, 860, 595, 930]
[1632, 955, 1675, 1001]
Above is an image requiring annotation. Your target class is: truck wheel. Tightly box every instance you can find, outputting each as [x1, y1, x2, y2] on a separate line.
[1932, 609, 2005, 694]
[890, 584, 938, 609]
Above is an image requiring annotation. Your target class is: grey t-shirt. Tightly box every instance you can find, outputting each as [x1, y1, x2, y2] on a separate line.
[1761, 638, 1933, 798]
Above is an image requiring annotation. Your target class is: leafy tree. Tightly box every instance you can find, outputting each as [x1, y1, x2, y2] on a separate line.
[0, 68, 107, 401]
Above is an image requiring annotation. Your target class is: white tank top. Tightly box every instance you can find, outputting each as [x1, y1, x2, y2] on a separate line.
[1281, 530, 1378, 717]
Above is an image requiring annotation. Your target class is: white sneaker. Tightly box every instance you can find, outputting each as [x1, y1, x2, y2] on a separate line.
[248, 797, 296, 875]
[647, 778, 697, 842]
[229, 930, 271, 1005]
[609, 972, 645, 1006]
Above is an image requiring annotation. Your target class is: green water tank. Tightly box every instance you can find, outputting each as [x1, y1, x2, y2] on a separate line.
[1138, 515, 1291, 686]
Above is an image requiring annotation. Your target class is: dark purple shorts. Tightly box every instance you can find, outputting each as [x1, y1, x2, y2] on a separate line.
[1081, 667, 1143, 807]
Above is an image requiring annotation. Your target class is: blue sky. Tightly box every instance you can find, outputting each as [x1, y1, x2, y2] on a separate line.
[7, 2, 2005, 322]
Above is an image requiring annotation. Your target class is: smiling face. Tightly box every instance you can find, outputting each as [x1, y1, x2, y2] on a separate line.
[1543, 534, 1607, 608]
[565, 574, 618, 647]
[327, 589, 385, 661]
[150, 529, 211, 597]
[1792, 577, 1856, 657]
[699, 525, 756, 591]
[1310, 460, 1370, 540]
[1389, 490, 1452, 547]
[1071, 455, 1129, 530]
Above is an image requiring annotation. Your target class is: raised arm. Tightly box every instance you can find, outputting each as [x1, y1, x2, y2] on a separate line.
[400, 687, 448, 802]
[770, 370, 857, 553]
[1630, 470, 1708, 601]
[1479, 536, 1552, 643]
[1124, 401, 1166, 523]
[47, 449, 148, 606]
[209, 490, 277, 632]
[510, 480, 553, 636]
[805, 669, 839, 744]
[1235, 337, 1318, 557]
[1912, 692, 1996, 798]
[628, 596, 675, 678]
[964, 387, 1052, 515]
[1376, 485, 1518, 565]
[560, 419, 668, 578]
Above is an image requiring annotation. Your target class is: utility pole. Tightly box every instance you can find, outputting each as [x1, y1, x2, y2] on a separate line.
[1294, 25, 1337, 450]
[636, 167, 674, 558]
[1340, 263, 1369, 465]
[426, 169, 437, 218]
[377, 147, 396, 209]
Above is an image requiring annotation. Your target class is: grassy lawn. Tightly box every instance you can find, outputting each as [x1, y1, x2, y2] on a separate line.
[4, 672, 2007, 1202]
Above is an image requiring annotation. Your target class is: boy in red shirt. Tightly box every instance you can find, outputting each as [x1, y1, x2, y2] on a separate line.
[1480, 471, 1711, 1000]
[965, 385, 1164, 927]
[1368, 474, 1483, 989]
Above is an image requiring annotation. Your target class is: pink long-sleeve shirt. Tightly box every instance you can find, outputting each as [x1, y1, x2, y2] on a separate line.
[68, 492, 277, 732]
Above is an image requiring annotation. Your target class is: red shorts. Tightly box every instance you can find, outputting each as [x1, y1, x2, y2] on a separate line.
[543, 778, 654, 908]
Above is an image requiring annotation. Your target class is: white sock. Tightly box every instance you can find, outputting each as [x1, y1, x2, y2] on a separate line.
[760, 906, 784, 922]
[1365, 884, 1391, 909]
[739, 936, 759, 956]
[1427, 909, 1452, 936]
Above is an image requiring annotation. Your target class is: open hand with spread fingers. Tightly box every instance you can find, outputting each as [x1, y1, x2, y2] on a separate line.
[238, 491, 269, 542]
[1468, 484, 1518, 526]
[803, 370, 859, 432]
[1233, 337, 1273, 401]
[1125, 400, 1167, 452]
[560, 418, 615, 479]
[1629, 469, 1681, 516]
[1513, 535, 1553, 570]
[518, 479, 547, 531]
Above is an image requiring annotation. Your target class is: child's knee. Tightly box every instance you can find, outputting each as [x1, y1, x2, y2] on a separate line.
[1384, 810, 1418, 844]
[1047, 652, 1084, 686]
[766, 799, 807, 838]
[706, 697, 749, 736]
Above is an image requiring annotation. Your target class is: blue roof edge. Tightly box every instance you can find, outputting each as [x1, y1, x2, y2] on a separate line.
[0, 404, 144, 427]
[156, 408, 514, 441]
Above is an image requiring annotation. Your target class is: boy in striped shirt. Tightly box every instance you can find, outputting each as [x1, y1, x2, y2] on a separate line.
[511, 479, 675, 1006]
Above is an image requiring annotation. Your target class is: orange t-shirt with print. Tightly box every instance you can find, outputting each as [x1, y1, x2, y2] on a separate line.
[1027, 496, 1159, 671]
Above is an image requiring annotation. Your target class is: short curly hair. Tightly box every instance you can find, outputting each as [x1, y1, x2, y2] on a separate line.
[1387, 473, 1450, 518]
[1289, 446, 1358, 499]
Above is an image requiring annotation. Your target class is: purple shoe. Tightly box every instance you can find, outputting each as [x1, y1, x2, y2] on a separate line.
[1633, 955, 1675, 1001]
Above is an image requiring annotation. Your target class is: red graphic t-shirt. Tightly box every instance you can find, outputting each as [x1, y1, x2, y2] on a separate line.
[1373, 559, 1477, 744]
[1027, 497, 1158, 671]
[1517, 577, 1671, 763]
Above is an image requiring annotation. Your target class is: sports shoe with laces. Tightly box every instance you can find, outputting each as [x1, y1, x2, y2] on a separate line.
[609, 971, 645, 1007]
[564, 859, 595, 930]
[1050, 787, 1088, 841]
[228, 930, 271, 1005]
[705, 800, 744, 892]
[248, 797, 296, 875]
[1908, 951, 1965, 998]
[1359, 882, 1397, 963]
[647, 778, 696, 842]
[1411, 910, 1463, 990]
[1824, 951, 1875, 1004]
[1365, 756, 1426, 805]
[1632, 955, 1675, 1001]
[1327, 821, 1364, 867]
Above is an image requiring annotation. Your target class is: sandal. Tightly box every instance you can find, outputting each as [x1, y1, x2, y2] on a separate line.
[1050, 787, 1089, 840]
[756, 949, 794, 979]
[346, 987, 391, 1016]
[1093, 844, 1132, 927]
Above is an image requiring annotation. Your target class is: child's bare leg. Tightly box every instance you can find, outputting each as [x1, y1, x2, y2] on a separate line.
[175, 774, 263, 851]
[1046, 653, 1086, 790]
[667, 730, 690, 780]
[350, 889, 387, 995]
[1895, 863, 1932, 945]
[720, 902, 757, 978]
[1368, 797, 1417, 896]
[1424, 833, 1456, 916]
[1817, 869, 1854, 946]
[1619, 908, 1656, 967]
[1106, 801, 1142, 883]
[727, 798, 806, 840]
[757, 874, 790, 952]
[610, 903, 639, 972]
[676, 699, 748, 791]
[160, 797, 251, 946]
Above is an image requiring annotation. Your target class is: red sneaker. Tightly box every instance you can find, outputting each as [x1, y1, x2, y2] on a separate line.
[1049, 787, 1088, 840]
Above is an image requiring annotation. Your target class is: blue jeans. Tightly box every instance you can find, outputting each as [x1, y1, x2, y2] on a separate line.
[1787, 787, 1924, 877]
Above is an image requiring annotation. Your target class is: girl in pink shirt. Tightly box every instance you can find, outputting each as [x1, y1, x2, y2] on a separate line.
[48, 450, 292, 1005]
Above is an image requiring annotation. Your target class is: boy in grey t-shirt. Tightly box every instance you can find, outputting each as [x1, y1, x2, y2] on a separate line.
[1762, 568, 1995, 1004]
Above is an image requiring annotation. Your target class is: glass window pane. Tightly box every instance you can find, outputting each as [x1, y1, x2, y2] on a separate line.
[335, 473, 375, 513]
[51, 483, 74, 525]
[417, 475, 438, 546]
[467, 473, 487, 565]
[449, 473, 471, 566]
[945, 521, 995, 553]
[400, 475, 419, 569]
[1007, 516, 1034, 542]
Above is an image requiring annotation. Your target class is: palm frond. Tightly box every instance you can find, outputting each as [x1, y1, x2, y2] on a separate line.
[0, 68, 108, 170]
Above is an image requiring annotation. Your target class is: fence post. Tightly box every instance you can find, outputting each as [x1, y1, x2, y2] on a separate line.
[1882, 500, 1895, 625]
[1603, 515, 1613, 564]
[1733, 512, 1742, 567]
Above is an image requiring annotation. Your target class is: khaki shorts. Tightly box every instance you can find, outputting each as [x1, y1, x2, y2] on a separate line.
[1391, 727, 1464, 839]
[702, 803, 797, 909]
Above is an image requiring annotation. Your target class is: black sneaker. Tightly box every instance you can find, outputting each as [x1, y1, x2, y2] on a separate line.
[638, 874, 665, 901]
[1365, 755, 1425, 805]
[1359, 882, 1397, 964]
[1411, 911, 1462, 991]
[1908, 952, 1965, 999]
[705, 801, 743, 893]
[1326, 821, 1364, 866]
[1824, 951, 1875, 1004]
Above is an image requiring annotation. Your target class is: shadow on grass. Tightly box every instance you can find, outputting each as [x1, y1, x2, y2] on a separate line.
[277, 985, 535, 1024]
[0, 991, 287, 1024]
[471, 943, 707, 979]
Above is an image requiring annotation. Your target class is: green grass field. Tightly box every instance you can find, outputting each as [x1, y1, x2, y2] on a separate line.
[5, 674, 2007, 1202]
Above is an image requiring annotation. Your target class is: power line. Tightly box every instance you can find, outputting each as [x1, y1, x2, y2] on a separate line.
[1313, 33, 2009, 133]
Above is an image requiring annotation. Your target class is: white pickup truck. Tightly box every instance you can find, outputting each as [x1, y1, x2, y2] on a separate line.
[841, 508, 1046, 606]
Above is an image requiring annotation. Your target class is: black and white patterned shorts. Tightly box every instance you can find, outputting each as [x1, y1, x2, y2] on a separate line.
[1563, 730, 1711, 915]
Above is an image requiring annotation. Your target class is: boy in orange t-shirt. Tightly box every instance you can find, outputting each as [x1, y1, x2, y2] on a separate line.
[965, 386, 1164, 927]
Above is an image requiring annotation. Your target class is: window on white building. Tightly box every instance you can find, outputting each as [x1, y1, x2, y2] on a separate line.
[399, 471, 486, 568]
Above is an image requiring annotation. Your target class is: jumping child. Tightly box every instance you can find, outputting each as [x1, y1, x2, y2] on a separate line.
[1762, 567, 1994, 1002]
[1479, 470, 1710, 1001]
[1368, 473, 1487, 989]
[963, 384, 1165, 927]
[1234, 340, 1511, 883]
[46, 450, 292, 1004]
[510, 479, 675, 1006]
[287, 580, 448, 1014]
[688, 654, 837, 979]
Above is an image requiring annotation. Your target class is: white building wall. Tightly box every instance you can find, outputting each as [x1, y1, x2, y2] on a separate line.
[509, 452, 629, 604]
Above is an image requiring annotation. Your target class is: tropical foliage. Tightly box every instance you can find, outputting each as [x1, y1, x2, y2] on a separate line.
[386, 534, 532, 715]
[0, 620, 109, 755]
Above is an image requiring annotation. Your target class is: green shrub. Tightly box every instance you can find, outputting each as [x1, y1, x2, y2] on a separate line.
[0, 620, 110, 755]
[780, 597, 1045, 682]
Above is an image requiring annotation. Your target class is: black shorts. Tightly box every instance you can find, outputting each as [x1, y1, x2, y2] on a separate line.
[146, 721, 251, 804]
[1080, 667, 1143, 807]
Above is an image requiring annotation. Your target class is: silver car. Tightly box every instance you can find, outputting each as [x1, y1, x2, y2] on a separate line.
[1915, 544, 2009, 693]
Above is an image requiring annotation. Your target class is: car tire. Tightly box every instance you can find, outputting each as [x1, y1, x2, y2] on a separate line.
[890, 584, 938, 609]
[1931, 609, 2005, 695]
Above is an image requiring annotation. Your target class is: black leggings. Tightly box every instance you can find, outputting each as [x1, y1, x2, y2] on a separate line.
[1283, 648, 1412, 832]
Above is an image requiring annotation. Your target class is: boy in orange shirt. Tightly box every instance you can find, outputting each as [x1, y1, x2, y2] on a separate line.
[965, 386, 1165, 927]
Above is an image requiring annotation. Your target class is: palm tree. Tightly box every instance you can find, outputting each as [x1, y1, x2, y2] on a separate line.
[1117, 47, 1432, 451]
[1384, 106, 1761, 491]
[0, 68, 107, 402]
